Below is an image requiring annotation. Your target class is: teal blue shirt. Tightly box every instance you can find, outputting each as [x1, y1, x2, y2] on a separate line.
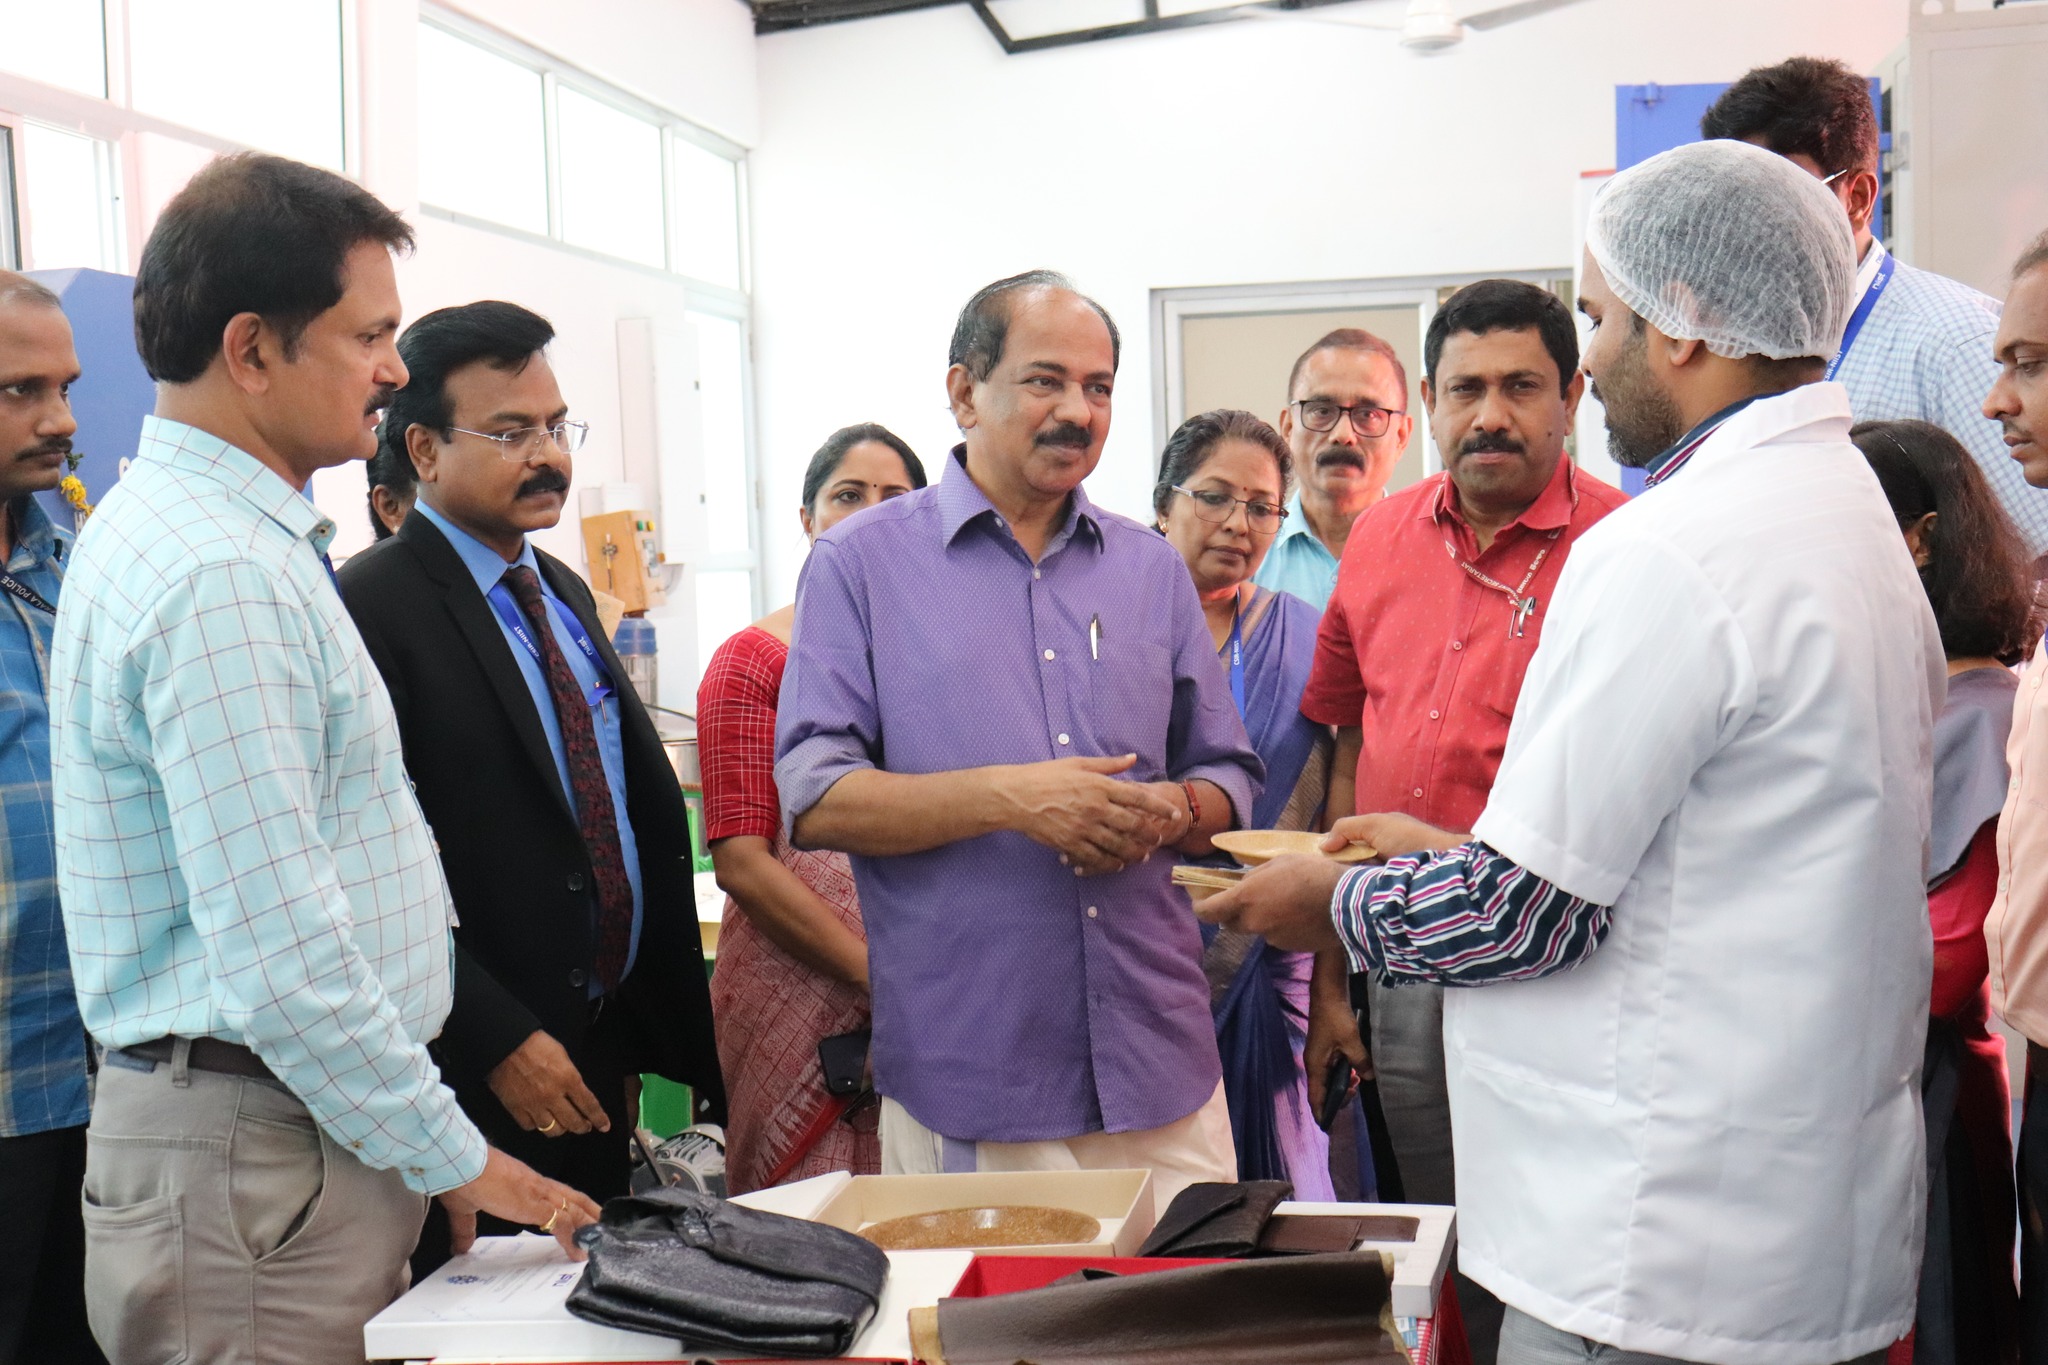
[1251, 492, 1340, 609]
[413, 501, 643, 990]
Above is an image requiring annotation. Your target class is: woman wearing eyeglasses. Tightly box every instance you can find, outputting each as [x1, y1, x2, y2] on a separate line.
[1155, 409, 1338, 1198]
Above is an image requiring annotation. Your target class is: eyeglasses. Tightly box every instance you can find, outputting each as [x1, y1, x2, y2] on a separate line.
[1819, 168, 1850, 187]
[446, 421, 590, 460]
[1171, 484, 1288, 535]
[1292, 399, 1404, 438]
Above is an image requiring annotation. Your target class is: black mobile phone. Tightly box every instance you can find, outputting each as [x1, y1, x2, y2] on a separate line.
[818, 1028, 872, 1097]
[1317, 1049, 1355, 1132]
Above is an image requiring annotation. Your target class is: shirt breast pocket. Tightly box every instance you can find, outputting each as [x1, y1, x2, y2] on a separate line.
[1085, 638, 1176, 765]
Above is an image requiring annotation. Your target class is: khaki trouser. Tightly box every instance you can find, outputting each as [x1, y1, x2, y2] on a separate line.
[83, 1047, 428, 1365]
[1499, 1307, 1889, 1365]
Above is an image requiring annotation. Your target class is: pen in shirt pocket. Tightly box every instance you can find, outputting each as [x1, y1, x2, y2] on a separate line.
[1089, 613, 1102, 661]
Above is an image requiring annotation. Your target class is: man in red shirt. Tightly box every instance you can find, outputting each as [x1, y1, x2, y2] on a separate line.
[1299, 279, 1625, 1363]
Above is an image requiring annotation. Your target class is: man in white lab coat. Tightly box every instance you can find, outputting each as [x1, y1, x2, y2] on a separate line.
[1201, 139, 1942, 1365]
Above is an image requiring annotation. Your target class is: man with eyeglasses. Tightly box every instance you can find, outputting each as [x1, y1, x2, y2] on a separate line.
[338, 301, 722, 1275]
[1295, 280, 1625, 1363]
[1252, 328, 1414, 608]
[1703, 58, 2048, 556]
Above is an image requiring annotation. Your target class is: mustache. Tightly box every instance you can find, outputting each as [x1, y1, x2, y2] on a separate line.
[365, 384, 397, 416]
[1034, 423, 1092, 451]
[1316, 447, 1365, 470]
[1459, 432, 1526, 457]
[15, 437, 73, 462]
[517, 467, 570, 498]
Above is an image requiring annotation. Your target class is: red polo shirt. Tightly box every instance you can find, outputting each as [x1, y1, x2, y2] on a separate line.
[1301, 456, 1628, 833]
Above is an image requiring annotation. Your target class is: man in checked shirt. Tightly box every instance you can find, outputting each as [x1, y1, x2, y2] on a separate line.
[49, 155, 597, 1365]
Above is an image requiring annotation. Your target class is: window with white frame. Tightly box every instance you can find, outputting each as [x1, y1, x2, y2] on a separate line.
[414, 14, 748, 291]
[1, 0, 108, 99]
[126, 0, 346, 169]
[18, 122, 125, 273]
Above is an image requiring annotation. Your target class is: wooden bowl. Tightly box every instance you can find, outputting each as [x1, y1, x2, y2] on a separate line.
[860, 1205, 1102, 1251]
[1172, 864, 1246, 903]
[1212, 829, 1376, 866]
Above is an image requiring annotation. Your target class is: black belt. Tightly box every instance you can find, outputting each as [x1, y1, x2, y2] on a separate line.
[117, 1037, 280, 1085]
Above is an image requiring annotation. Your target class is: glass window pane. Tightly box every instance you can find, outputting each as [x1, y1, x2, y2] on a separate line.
[695, 569, 755, 688]
[0, 130, 18, 270]
[416, 24, 548, 235]
[671, 138, 740, 289]
[556, 87, 665, 269]
[0, 0, 107, 98]
[688, 312, 750, 557]
[128, 0, 343, 169]
[21, 123, 121, 272]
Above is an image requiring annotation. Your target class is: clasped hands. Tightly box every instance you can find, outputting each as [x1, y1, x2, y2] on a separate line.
[999, 753, 1195, 876]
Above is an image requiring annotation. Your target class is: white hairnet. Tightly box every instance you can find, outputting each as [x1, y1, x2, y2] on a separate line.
[1585, 139, 1858, 361]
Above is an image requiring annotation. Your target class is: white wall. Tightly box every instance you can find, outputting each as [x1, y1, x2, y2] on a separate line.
[748, 0, 1910, 603]
[306, 0, 759, 565]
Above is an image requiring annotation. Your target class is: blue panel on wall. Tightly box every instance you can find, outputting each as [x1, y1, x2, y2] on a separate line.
[25, 268, 152, 535]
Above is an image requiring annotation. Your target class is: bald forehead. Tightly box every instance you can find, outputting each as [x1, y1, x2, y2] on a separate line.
[0, 271, 61, 311]
[1293, 346, 1404, 406]
[1005, 287, 1114, 372]
[1997, 264, 2048, 359]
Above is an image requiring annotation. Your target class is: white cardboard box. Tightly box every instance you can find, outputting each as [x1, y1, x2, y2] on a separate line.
[363, 1175, 962, 1362]
[1273, 1200, 1457, 1319]
[809, 1169, 1156, 1258]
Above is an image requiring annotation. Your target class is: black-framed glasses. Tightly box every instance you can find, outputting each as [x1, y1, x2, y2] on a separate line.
[1293, 399, 1403, 438]
[1171, 484, 1288, 534]
[447, 420, 591, 460]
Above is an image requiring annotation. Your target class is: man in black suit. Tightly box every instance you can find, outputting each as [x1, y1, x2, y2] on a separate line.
[338, 301, 721, 1271]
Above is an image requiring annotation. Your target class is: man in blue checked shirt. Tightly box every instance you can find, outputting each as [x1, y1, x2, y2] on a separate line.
[0, 272, 102, 1365]
[49, 155, 597, 1365]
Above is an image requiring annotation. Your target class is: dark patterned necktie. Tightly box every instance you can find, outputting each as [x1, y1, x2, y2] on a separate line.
[501, 565, 632, 991]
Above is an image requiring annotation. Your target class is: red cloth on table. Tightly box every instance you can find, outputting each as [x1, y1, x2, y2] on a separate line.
[698, 624, 878, 1194]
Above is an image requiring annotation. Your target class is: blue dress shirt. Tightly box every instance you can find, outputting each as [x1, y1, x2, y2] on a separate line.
[412, 502, 642, 989]
[1251, 492, 1340, 609]
[0, 495, 87, 1137]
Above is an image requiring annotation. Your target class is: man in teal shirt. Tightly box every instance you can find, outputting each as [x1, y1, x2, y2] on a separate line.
[1254, 328, 1414, 608]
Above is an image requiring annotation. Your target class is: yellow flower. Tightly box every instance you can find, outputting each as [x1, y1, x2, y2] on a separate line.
[59, 474, 94, 520]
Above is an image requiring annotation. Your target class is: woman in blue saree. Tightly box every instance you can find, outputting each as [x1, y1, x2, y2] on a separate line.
[1156, 410, 1337, 1197]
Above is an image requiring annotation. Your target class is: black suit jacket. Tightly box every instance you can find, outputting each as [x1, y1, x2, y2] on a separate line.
[338, 514, 722, 1119]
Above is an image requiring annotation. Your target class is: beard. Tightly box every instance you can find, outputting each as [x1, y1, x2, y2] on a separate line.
[1592, 327, 1685, 469]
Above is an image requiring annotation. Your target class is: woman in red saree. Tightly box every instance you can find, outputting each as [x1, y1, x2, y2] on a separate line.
[698, 425, 927, 1194]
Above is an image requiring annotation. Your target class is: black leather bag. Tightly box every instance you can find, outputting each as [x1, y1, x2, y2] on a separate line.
[565, 1187, 889, 1357]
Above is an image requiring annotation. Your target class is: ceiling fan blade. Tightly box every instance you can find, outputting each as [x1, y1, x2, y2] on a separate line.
[1460, 0, 1590, 30]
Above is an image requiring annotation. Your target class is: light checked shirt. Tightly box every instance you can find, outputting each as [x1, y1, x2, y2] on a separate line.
[1835, 240, 2048, 555]
[412, 502, 643, 989]
[1251, 492, 1341, 609]
[50, 417, 487, 1194]
[0, 495, 87, 1137]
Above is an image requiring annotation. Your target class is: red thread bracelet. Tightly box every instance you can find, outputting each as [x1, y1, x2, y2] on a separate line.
[1181, 779, 1201, 838]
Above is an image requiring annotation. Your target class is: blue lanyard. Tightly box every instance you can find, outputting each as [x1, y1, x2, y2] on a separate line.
[487, 582, 614, 708]
[1226, 593, 1246, 718]
[1825, 251, 1896, 382]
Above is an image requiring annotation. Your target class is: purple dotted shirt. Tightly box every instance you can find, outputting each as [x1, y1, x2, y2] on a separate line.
[775, 448, 1263, 1143]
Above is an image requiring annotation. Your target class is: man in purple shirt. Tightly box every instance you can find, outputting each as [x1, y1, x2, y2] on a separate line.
[775, 270, 1262, 1203]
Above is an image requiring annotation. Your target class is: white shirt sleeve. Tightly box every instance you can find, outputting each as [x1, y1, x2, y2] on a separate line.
[1472, 524, 1756, 907]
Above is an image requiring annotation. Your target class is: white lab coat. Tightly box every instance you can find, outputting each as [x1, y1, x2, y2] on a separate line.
[1460, 383, 1943, 1364]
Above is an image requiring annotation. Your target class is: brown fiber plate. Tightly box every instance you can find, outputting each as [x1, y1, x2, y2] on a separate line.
[1211, 829, 1376, 866]
[860, 1205, 1102, 1251]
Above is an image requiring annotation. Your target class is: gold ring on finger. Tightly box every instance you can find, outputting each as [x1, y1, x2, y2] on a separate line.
[538, 1117, 557, 1132]
[541, 1209, 560, 1233]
